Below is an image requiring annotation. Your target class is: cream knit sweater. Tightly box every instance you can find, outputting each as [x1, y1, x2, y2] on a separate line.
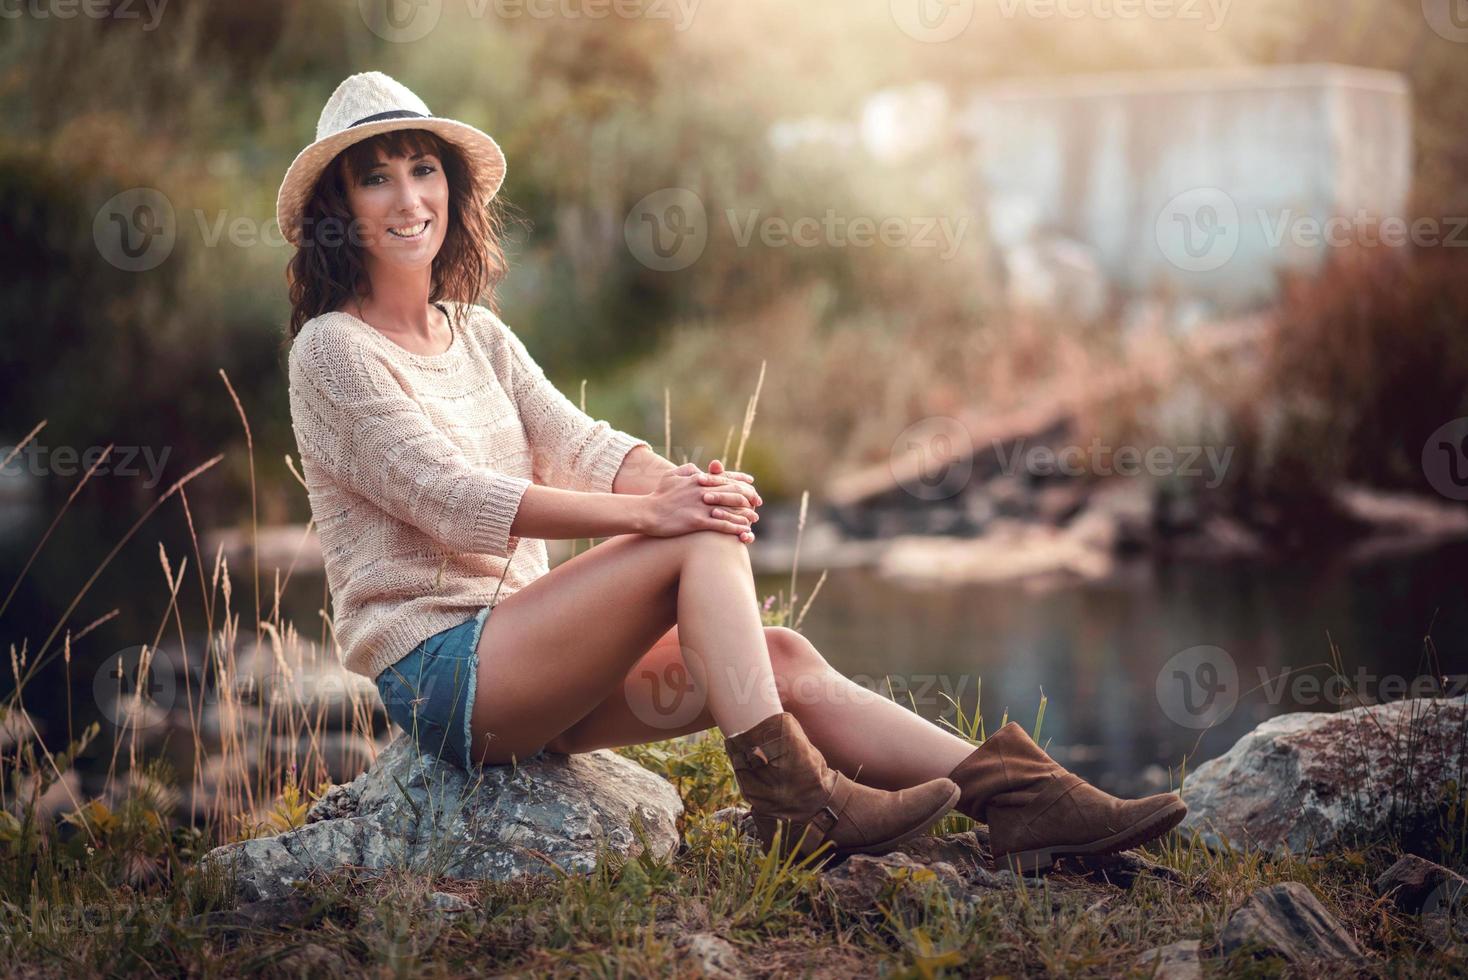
[287, 300, 651, 680]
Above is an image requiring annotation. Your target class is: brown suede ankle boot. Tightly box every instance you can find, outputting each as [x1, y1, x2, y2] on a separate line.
[724, 711, 961, 862]
[948, 722, 1187, 874]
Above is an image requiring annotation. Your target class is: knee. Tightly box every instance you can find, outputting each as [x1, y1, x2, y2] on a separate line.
[765, 626, 828, 677]
[682, 529, 751, 562]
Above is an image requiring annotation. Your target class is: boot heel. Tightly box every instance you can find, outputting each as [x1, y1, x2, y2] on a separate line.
[994, 848, 1056, 875]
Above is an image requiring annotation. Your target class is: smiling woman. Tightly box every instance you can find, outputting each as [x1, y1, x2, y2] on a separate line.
[279, 71, 1186, 874]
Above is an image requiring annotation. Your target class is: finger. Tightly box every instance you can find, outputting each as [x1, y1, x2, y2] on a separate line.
[708, 459, 724, 473]
[740, 529, 755, 544]
[709, 507, 751, 526]
[699, 479, 758, 500]
[702, 490, 755, 508]
[706, 518, 750, 536]
[697, 479, 761, 510]
[698, 468, 752, 483]
[727, 507, 759, 524]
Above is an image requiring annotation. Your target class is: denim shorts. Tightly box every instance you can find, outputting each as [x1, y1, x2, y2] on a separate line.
[374, 606, 548, 769]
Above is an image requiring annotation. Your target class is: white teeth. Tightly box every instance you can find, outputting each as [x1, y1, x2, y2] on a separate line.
[388, 220, 428, 238]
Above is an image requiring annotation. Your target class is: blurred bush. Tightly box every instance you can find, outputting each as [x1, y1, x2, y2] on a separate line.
[1214, 244, 1468, 543]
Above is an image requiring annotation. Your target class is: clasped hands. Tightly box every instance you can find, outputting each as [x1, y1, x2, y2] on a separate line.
[646, 457, 764, 544]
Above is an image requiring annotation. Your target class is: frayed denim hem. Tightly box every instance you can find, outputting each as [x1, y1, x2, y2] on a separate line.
[462, 604, 491, 767]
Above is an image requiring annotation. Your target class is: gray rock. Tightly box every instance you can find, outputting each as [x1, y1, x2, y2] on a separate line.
[201, 735, 683, 902]
[1421, 878, 1467, 957]
[1373, 854, 1468, 914]
[820, 852, 969, 914]
[1220, 881, 1364, 965]
[427, 891, 472, 916]
[893, 828, 991, 875]
[1180, 695, 1467, 855]
[672, 932, 745, 979]
[1134, 939, 1202, 979]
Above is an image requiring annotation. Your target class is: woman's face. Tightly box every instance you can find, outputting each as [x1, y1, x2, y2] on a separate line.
[344, 147, 449, 270]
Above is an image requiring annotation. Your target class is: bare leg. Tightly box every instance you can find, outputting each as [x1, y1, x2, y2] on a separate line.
[765, 629, 978, 789]
[546, 624, 978, 791]
[466, 530, 782, 765]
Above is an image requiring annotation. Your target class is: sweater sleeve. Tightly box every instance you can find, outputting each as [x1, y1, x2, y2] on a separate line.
[489, 313, 651, 495]
[288, 327, 532, 559]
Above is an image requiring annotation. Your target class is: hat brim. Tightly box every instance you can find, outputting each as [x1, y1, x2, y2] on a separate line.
[275, 116, 507, 247]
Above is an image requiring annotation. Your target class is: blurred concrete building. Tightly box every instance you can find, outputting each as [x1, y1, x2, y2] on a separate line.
[957, 64, 1414, 315]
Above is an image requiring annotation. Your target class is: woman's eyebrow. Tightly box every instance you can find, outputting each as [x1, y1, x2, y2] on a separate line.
[364, 152, 437, 171]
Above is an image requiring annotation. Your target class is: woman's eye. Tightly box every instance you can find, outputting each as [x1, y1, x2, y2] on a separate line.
[361, 165, 434, 185]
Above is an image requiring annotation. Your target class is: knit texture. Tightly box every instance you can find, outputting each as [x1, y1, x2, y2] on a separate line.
[287, 300, 651, 680]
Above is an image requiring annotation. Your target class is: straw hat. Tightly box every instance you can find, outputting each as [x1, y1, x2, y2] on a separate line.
[275, 71, 507, 247]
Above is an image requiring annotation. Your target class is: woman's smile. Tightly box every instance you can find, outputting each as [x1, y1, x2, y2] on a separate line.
[387, 218, 431, 241]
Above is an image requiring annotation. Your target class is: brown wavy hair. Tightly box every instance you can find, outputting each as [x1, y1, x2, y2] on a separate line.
[284, 127, 520, 341]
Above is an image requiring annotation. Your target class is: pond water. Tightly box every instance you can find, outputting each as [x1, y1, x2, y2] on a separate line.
[754, 540, 1468, 796]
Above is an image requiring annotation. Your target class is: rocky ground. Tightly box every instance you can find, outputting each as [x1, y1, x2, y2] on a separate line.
[169, 695, 1466, 977]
